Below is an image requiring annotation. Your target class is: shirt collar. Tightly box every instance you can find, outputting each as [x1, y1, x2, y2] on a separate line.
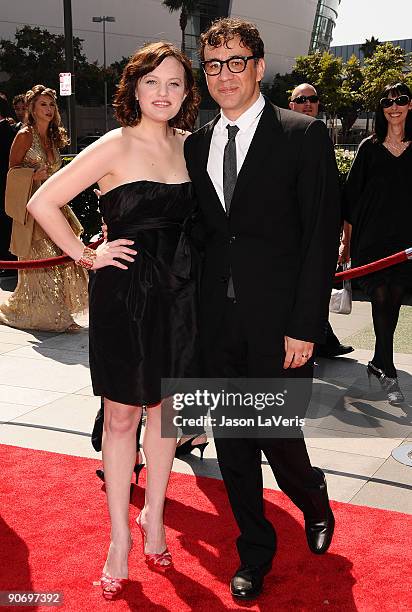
[218, 93, 265, 133]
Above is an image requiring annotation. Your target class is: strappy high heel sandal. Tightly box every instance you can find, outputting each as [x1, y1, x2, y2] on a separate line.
[98, 538, 133, 600]
[136, 513, 173, 572]
[99, 573, 129, 600]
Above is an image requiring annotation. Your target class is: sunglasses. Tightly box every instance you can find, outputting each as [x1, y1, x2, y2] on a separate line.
[380, 95, 410, 108]
[291, 95, 319, 104]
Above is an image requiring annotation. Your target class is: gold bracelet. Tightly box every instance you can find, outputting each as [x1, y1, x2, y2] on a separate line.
[75, 246, 97, 270]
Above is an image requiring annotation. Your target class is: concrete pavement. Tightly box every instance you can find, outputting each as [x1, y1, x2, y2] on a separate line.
[0, 276, 411, 515]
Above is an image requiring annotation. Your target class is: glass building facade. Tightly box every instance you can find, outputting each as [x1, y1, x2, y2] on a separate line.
[331, 39, 412, 63]
[309, 0, 341, 53]
[184, 0, 230, 68]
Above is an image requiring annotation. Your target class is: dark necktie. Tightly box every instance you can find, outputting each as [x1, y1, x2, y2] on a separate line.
[223, 124, 239, 213]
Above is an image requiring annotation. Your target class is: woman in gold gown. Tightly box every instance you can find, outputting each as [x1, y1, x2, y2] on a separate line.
[0, 85, 88, 331]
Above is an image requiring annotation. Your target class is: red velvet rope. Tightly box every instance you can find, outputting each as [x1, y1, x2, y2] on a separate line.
[0, 238, 103, 269]
[335, 248, 412, 281]
[0, 243, 411, 279]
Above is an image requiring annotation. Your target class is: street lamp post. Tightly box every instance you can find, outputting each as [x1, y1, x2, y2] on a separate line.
[63, 0, 77, 152]
[92, 15, 115, 133]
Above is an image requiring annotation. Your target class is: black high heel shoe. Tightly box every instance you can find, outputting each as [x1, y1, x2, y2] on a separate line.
[96, 462, 145, 485]
[175, 436, 209, 460]
[367, 362, 405, 405]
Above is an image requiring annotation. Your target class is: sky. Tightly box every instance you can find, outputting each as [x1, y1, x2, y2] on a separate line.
[332, 0, 412, 46]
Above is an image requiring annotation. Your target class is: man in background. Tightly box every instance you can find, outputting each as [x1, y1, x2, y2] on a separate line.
[289, 83, 354, 359]
[12, 94, 26, 130]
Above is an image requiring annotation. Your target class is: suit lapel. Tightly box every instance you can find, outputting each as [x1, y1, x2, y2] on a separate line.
[230, 101, 282, 213]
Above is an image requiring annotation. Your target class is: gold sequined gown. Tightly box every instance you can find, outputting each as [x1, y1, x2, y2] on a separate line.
[0, 128, 88, 331]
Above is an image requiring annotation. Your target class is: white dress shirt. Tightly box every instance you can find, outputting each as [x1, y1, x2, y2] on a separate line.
[207, 93, 265, 209]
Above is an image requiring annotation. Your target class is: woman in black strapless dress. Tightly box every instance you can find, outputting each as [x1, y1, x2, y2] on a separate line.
[89, 180, 199, 405]
[27, 42, 201, 599]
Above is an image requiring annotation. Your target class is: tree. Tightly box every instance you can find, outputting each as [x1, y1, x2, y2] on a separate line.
[106, 56, 130, 104]
[1, 26, 72, 97]
[78, 56, 130, 108]
[294, 51, 344, 112]
[360, 42, 406, 112]
[264, 72, 299, 109]
[75, 61, 104, 106]
[358, 42, 406, 134]
[162, 0, 200, 53]
[0, 26, 103, 106]
[337, 55, 363, 141]
[404, 70, 412, 94]
[294, 52, 344, 142]
[360, 36, 381, 60]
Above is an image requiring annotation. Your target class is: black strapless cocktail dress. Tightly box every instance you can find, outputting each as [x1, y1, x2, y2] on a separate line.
[88, 181, 199, 406]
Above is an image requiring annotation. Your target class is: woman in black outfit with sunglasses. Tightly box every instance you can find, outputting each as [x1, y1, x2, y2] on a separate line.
[341, 82, 412, 404]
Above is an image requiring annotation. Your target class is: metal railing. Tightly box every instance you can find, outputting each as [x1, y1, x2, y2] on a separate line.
[334, 144, 359, 153]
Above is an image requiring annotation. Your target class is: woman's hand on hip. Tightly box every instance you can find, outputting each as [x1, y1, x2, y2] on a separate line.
[92, 239, 137, 270]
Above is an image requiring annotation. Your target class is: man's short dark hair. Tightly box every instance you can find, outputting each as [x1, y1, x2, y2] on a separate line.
[199, 17, 264, 61]
[13, 93, 26, 106]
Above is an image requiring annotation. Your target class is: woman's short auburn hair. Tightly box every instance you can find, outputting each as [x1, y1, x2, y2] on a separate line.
[113, 41, 200, 130]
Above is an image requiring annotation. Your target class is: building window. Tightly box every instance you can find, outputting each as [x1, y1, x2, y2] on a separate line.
[183, 0, 230, 67]
[310, 0, 341, 53]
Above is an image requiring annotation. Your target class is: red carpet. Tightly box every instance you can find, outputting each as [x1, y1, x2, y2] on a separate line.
[0, 444, 411, 612]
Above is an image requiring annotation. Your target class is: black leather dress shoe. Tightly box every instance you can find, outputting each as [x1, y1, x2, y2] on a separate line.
[305, 467, 335, 554]
[317, 344, 354, 358]
[306, 508, 335, 554]
[230, 563, 271, 600]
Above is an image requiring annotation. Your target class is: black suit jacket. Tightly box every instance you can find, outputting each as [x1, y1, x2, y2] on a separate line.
[0, 120, 16, 257]
[184, 100, 340, 354]
[0, 120, 15, 193]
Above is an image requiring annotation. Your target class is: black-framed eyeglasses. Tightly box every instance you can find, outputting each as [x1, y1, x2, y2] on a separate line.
[380, 95, 410, 108]
[201, 55, 260, 76]
[291, 95, 319, 104]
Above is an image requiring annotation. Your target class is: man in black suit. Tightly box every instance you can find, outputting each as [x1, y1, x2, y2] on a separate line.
[12, 93, 27, 132]
[289, 82, 354, 359]
[0, 96, 17, 270]
[184, 18, 339, 600]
